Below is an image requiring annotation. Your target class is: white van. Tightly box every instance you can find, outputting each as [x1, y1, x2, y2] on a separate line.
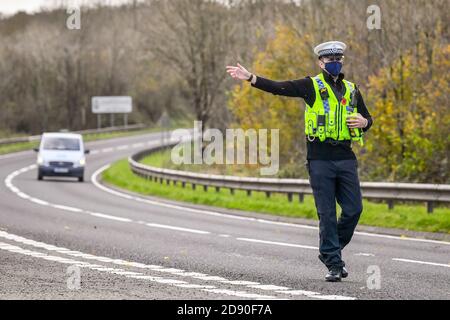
[34, 133, 90, 182]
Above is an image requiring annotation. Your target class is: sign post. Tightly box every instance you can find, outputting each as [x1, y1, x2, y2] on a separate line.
[97, 114, 101, 130]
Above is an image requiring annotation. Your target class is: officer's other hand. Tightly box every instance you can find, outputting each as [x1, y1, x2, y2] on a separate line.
[226, 63, 252, 81]
[346, 113, 368, 128]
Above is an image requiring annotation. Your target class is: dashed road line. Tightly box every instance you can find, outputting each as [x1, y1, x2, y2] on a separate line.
[87, 212, 133, 222]
[355, 253, 375, 257]
[392, 258, 450, 268]
[236, 237, 318, 250]
[0, 230, 357, 300]
[277, 290, 320, 296]
[146, 223, 210, 235]
[249, 285, 290, 291]
[5, 165, 210, 237]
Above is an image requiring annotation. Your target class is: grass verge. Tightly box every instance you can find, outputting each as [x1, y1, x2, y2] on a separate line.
[102, 158, 450, 234]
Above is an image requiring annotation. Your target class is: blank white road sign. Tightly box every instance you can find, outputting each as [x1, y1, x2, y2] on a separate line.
[92, 96, 132, 114]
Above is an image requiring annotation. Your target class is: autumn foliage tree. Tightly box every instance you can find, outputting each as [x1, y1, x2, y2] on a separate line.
[364, 42, 449, 183]
[228, 26, 317, 176]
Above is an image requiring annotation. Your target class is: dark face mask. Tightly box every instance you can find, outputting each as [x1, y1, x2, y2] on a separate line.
[324, 61, 343, 77]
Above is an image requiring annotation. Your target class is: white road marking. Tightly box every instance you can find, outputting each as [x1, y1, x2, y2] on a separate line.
[0, 239, 277, 300]
[146, 223, 210, 235]
[175, 284, 216, 289]
[29, 198, 49, 206]
[354, 231, 450, 246]
[0, 230, 356, 300]
[91, 164, 450, 246]
[128, 275, 162, 280]
[221, 280, 260, 285]
[177, 272, 208, 277]
[256, 218, 317, 230]
[5, 165, 210, 237]
[91, 267, 117, 272]
[154, 279, 188, 285]
[203, 289, 275, 299]
[0, 241, 232, 296]
[277, 290, 320, 296]
[116, 145, 129, 151]
[17, 192, 30, 199]
[156, 268, 185, 274]
[393, 258, 450, 268]
[87, 212, 132, 222]
[249, 285, 290, 291]
[355, 253, 375, 257]
[110, 271, 143, 276]
[51, 204, 83, 212]
[101, 147, 114, 153]
[311, 295, 356, 300]
[194, 276, 228, 281]
[236, 237, 318, 250]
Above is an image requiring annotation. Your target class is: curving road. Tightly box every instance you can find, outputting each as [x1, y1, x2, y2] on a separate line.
[0, 132, 449, 300]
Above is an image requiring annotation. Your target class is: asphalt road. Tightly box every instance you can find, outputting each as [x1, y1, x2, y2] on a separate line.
[0, 132, 449, 300]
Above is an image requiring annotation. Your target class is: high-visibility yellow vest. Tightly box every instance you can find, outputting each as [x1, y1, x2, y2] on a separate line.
[305, 73, 364, 145]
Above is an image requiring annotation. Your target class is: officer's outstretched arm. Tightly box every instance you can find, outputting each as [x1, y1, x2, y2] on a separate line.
[226, 63, 307, 98]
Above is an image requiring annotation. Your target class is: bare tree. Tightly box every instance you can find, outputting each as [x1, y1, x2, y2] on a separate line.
[139, 0, 237, 128]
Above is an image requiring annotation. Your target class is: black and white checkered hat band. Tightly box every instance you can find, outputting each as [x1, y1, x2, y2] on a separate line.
[319, 48, 344, 56]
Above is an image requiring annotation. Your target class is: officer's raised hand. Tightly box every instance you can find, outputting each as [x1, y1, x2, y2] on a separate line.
[226, 63, 252, 81]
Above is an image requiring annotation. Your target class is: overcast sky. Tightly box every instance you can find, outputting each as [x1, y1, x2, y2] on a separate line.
[0, 0, 137, 16]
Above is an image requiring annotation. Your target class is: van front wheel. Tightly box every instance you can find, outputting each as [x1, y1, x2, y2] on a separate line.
[78, 176, 84, 182]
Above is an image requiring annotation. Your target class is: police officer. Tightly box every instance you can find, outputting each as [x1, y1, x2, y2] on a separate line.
[226, 41, 373, 282]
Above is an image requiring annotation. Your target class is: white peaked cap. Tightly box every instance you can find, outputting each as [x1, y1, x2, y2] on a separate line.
[314, 41, 347, 57]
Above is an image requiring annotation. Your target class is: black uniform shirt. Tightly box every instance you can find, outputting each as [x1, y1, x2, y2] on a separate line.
[251, 71, 373, 160]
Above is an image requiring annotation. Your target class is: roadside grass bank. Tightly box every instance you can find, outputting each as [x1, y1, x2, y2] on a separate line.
[102, 158, 450, 234]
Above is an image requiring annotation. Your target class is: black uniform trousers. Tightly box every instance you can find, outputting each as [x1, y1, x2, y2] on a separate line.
[306, 158, 363, 270]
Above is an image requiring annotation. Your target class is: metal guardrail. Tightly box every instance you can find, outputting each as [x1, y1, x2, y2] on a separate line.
[0, 124, 147, 146]
[129, 144, 450, 213]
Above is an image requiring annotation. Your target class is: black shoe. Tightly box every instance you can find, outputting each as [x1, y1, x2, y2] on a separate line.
[325, 268, 342, 282]
[342, 267, 348, 278]
[319, 255, 347, 279]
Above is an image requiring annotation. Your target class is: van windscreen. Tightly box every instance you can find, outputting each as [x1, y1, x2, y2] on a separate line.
[43, 138, 80, 151]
